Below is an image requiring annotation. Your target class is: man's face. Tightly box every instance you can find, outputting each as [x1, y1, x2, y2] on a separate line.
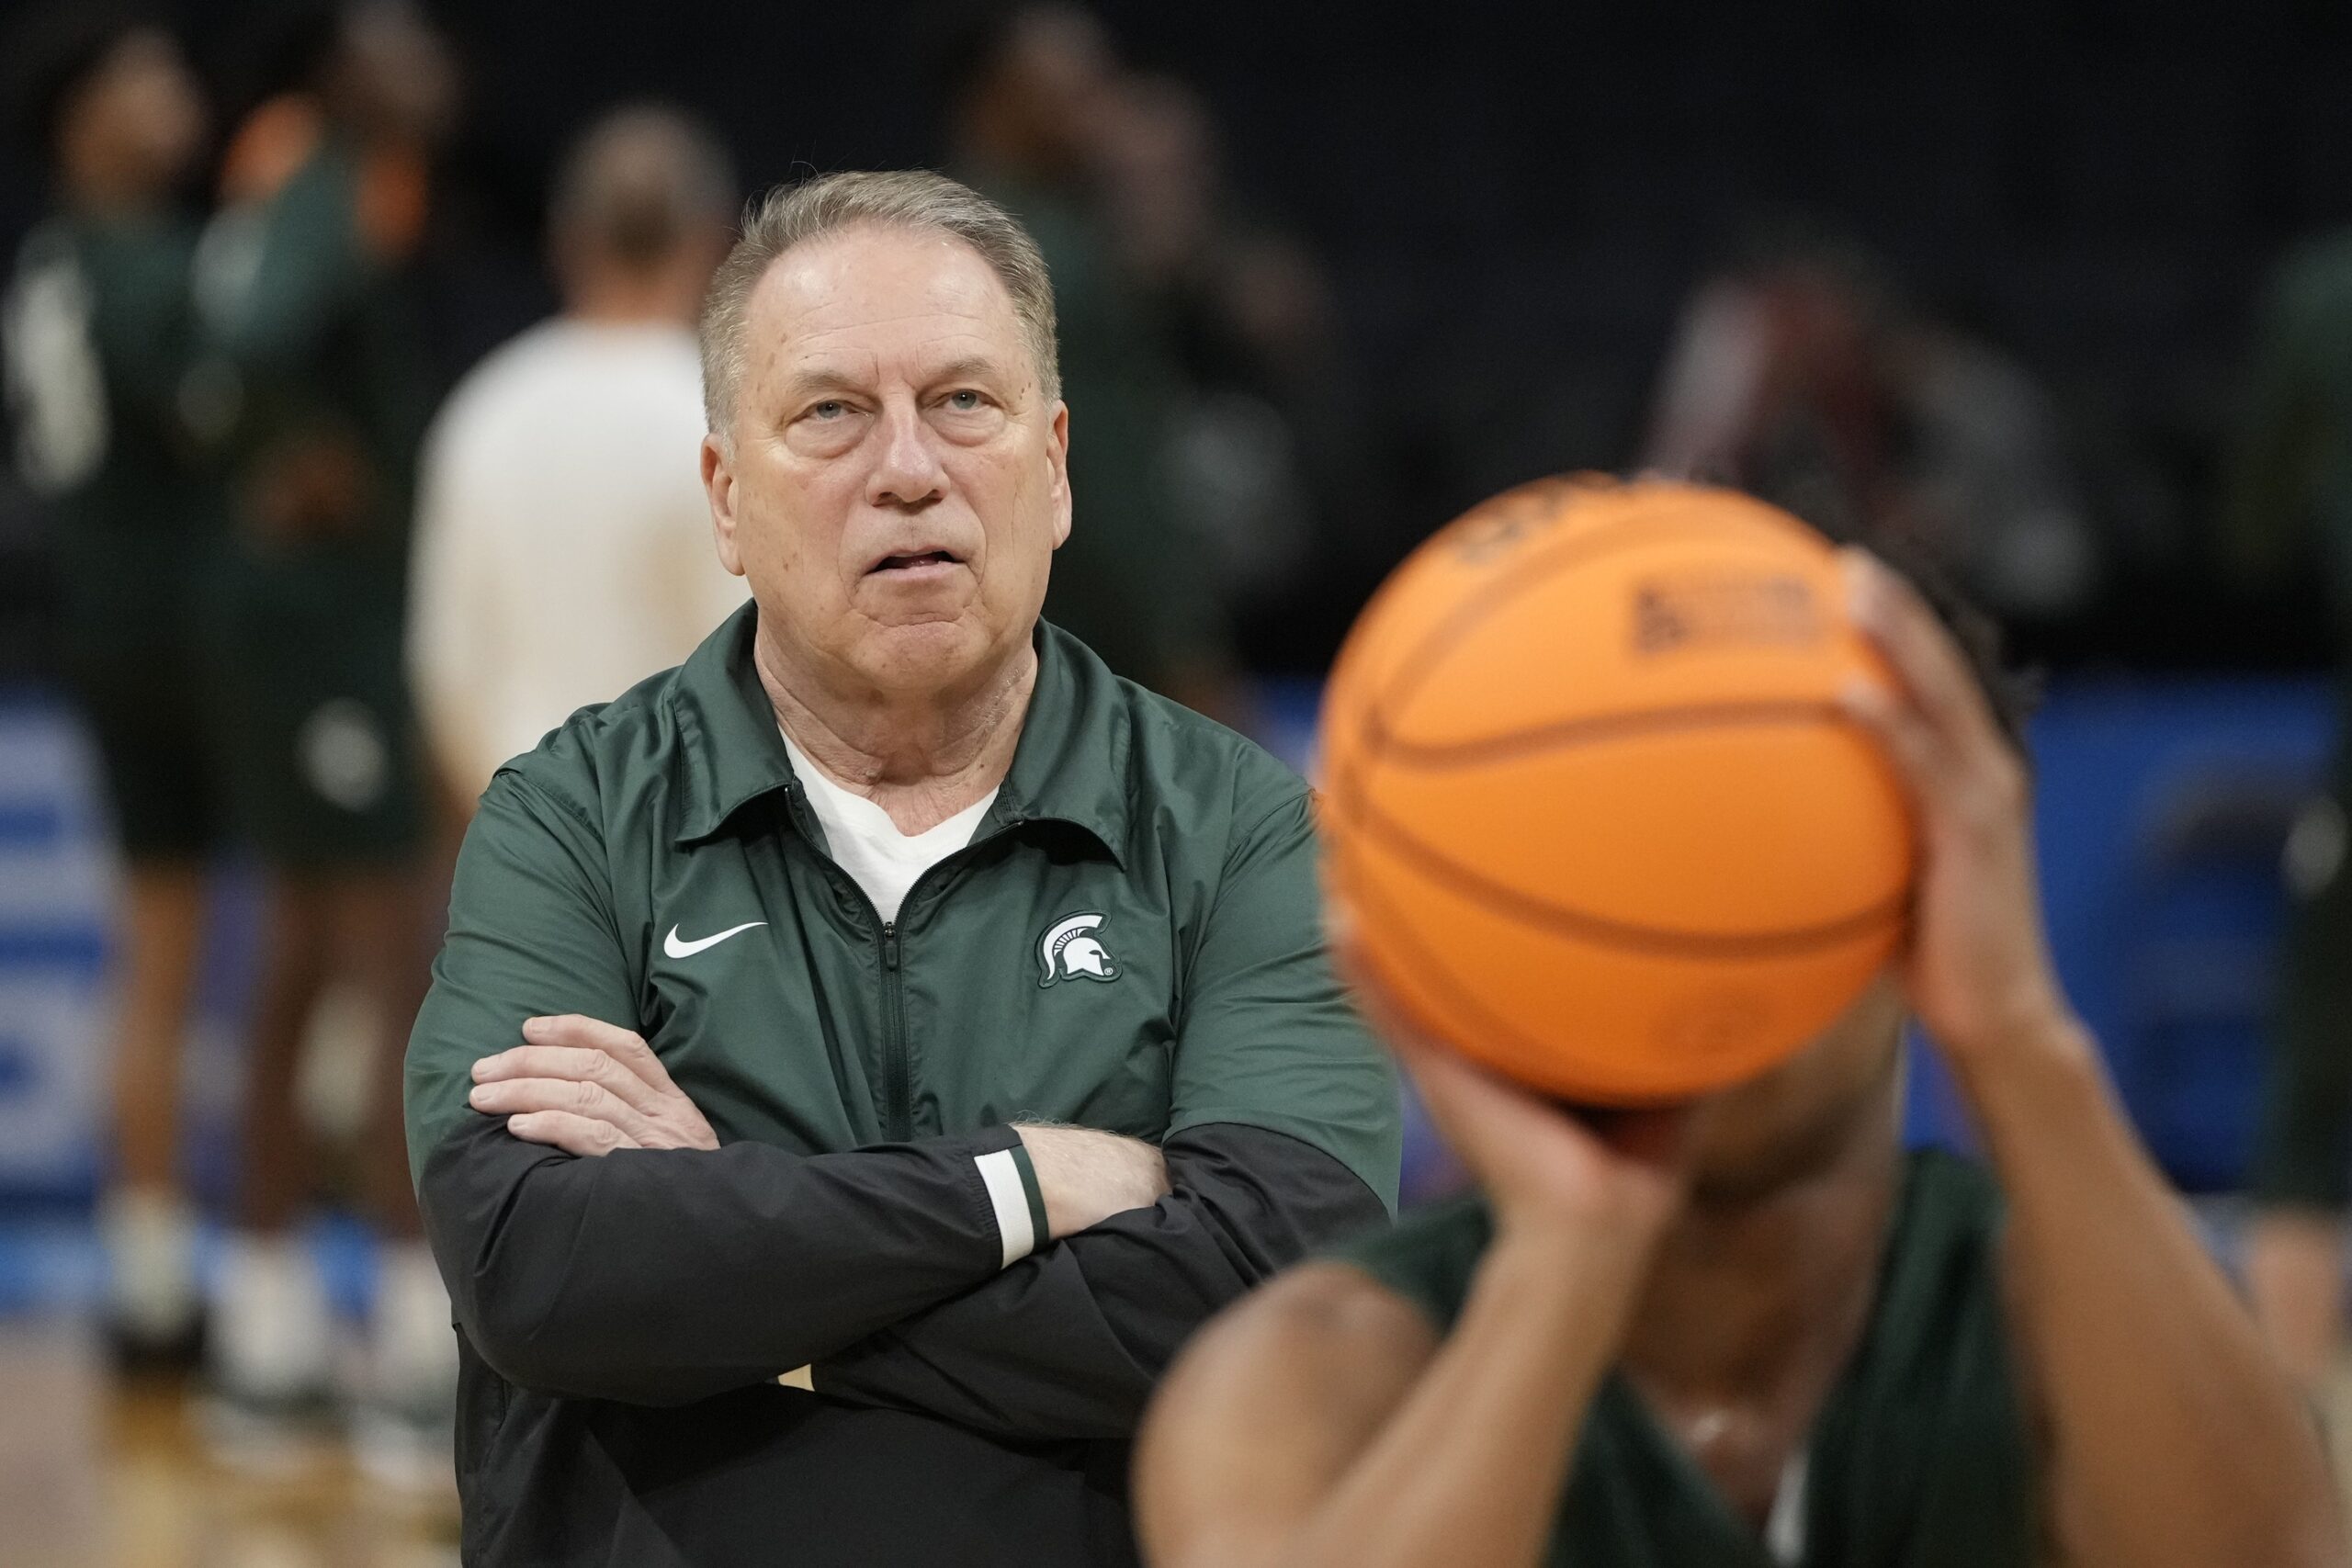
[703, 223, 1070, 700]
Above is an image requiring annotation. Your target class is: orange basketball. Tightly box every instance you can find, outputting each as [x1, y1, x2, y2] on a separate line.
[1318, 476, 1915, 1105]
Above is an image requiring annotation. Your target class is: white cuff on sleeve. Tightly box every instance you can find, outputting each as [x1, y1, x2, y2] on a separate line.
[975, 1147, 1037, 1269]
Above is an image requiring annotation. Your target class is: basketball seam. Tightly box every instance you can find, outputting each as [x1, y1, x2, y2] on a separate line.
[1364, 699, 1860, 770]
[1337, 849, 1569, 1070]
[1347, 784, 1910, 957]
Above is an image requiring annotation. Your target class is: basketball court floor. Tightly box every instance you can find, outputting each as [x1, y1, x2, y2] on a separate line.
[0, 1318, 458, 1567]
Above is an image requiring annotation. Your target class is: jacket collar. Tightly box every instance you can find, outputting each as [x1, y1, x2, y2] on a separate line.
[672, 604, 1130, 866]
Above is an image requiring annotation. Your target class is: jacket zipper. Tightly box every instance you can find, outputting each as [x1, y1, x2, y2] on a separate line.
[879, 919, 909, 1141]
[838, 813, 1025, 1144]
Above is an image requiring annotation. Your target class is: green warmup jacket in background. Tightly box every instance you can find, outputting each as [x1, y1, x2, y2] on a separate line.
[4, 210, 228, 858]
[193, 114, 435, 863]
[405, 607, 1400, 1568]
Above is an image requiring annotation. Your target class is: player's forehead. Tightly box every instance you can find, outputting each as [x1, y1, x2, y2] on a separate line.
[741, 224, 1031, 399]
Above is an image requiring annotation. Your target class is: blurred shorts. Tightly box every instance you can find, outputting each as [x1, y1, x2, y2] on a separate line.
[205, 544, 425, 871]
[52, 532, 232, 864]
[67, 654, 227, 864]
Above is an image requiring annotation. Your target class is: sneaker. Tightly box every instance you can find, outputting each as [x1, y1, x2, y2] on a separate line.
[350, 1240, 458, 1499]
[96, 1188, 205, 1377]
[199, 1231, 338, 1476]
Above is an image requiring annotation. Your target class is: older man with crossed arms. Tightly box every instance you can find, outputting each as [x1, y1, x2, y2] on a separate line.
[402, 170, 1398, 1567]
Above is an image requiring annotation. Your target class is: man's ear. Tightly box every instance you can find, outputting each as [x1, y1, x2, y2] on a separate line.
[703, 434, 745, 577]
[1046, 400, 1072, 550]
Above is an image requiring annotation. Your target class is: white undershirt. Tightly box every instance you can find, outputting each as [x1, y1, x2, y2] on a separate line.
[777, 731, 998, 923]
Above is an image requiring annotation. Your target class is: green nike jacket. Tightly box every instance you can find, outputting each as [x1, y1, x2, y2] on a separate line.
[404, 604, 1400, 1567]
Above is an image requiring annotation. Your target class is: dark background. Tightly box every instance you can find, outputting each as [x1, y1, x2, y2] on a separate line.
[6, 0, 2350, 673]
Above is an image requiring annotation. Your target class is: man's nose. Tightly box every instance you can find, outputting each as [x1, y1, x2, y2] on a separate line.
[866, 401, 947, 509]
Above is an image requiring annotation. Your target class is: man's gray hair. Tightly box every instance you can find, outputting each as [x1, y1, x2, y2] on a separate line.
[697, 169, 1061, 441]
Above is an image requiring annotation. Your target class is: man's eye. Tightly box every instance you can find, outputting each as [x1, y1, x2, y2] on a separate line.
[944, 389, 983, 412]
[810, 400, 846, 420]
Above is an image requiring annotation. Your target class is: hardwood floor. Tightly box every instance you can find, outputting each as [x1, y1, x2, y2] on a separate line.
[0, 1321, 458, 1568]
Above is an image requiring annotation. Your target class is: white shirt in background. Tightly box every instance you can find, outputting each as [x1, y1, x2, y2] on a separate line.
[777, 730, 997, 923]
[409, 318, 747, 802]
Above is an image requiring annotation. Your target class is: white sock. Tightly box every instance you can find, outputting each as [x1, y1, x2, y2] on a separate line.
[371, 1241, 457, 1399]
[210, 1232, 333, 1399]
[98, 1187, 200, 1339]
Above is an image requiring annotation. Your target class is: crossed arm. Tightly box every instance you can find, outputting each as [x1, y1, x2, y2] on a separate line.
[406, 769, 1393, 1432]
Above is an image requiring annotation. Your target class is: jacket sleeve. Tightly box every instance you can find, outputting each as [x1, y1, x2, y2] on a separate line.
[407, 769, 1024, 1407]
[812, 785, 1403, 1439]
[813, 1121, 1387, 1439]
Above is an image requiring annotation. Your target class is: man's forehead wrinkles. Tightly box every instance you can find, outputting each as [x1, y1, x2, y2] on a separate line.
[771, 328, 1015, 387]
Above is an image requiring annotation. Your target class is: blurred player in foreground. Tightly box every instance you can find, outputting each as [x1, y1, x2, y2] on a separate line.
[1136, 553, 2343, 1568]
[2, 6, 215, 1370]
[410, 104, 744, 817]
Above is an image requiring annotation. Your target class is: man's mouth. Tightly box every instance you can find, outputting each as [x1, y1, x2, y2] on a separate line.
[867, 549, 962, 575]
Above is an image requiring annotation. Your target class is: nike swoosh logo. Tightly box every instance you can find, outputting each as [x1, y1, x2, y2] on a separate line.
[663, 921, 767, 959]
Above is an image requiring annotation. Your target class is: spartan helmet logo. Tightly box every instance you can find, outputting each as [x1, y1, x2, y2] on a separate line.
[1037, 912, 1119, 987]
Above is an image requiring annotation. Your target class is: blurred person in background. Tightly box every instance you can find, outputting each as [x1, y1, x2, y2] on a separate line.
[936, 2, 1244, 722]
[1091, 73, 1371, 673]
[409, 104, 744, 819]
[1645, 223, 2097, 628]
[189, 0, 459, 1484]
[0, 6, 218, 1375]
[2226, 227, 2352, 1393]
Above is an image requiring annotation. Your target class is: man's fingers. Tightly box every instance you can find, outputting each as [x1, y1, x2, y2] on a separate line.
[470, 1044, 665, 1113]
[471, 1076, 654, 1144]
[505, 1109, 638, 1158]
[1841, 550, 2004, 758]
[521, 1014, 681, 1092]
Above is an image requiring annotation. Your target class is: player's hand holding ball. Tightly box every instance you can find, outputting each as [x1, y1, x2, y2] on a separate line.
[1336, 913, 1690, 1249]
[1836, 550, 2085, 1073]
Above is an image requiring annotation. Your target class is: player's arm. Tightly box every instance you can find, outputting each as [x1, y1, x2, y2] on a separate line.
[1839, 554, 2346, 1568]
[1136, 1021, 1686, 1568]
[807, 788, 1399, 1438]
[406, 768, 1154, 1407]
[195, 158, 368, 372]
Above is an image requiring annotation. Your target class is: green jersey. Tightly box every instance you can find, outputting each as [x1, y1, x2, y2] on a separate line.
[1337, 1150, 2036, 1568]
[4, 211, 221, 659]
[191, 119, 436, 863]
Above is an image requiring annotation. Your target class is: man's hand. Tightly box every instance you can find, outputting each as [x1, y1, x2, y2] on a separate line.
[469, 1014, 720, 1157]
[1837, 550, 2078, 1066]
[1015, 1125, 1171, 1238]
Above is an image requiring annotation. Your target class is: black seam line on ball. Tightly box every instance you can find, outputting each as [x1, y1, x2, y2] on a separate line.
[1363, 701, 1861, 770]
[1350, 792, 1910, 959]
[1340, 848, 1564, 1068]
